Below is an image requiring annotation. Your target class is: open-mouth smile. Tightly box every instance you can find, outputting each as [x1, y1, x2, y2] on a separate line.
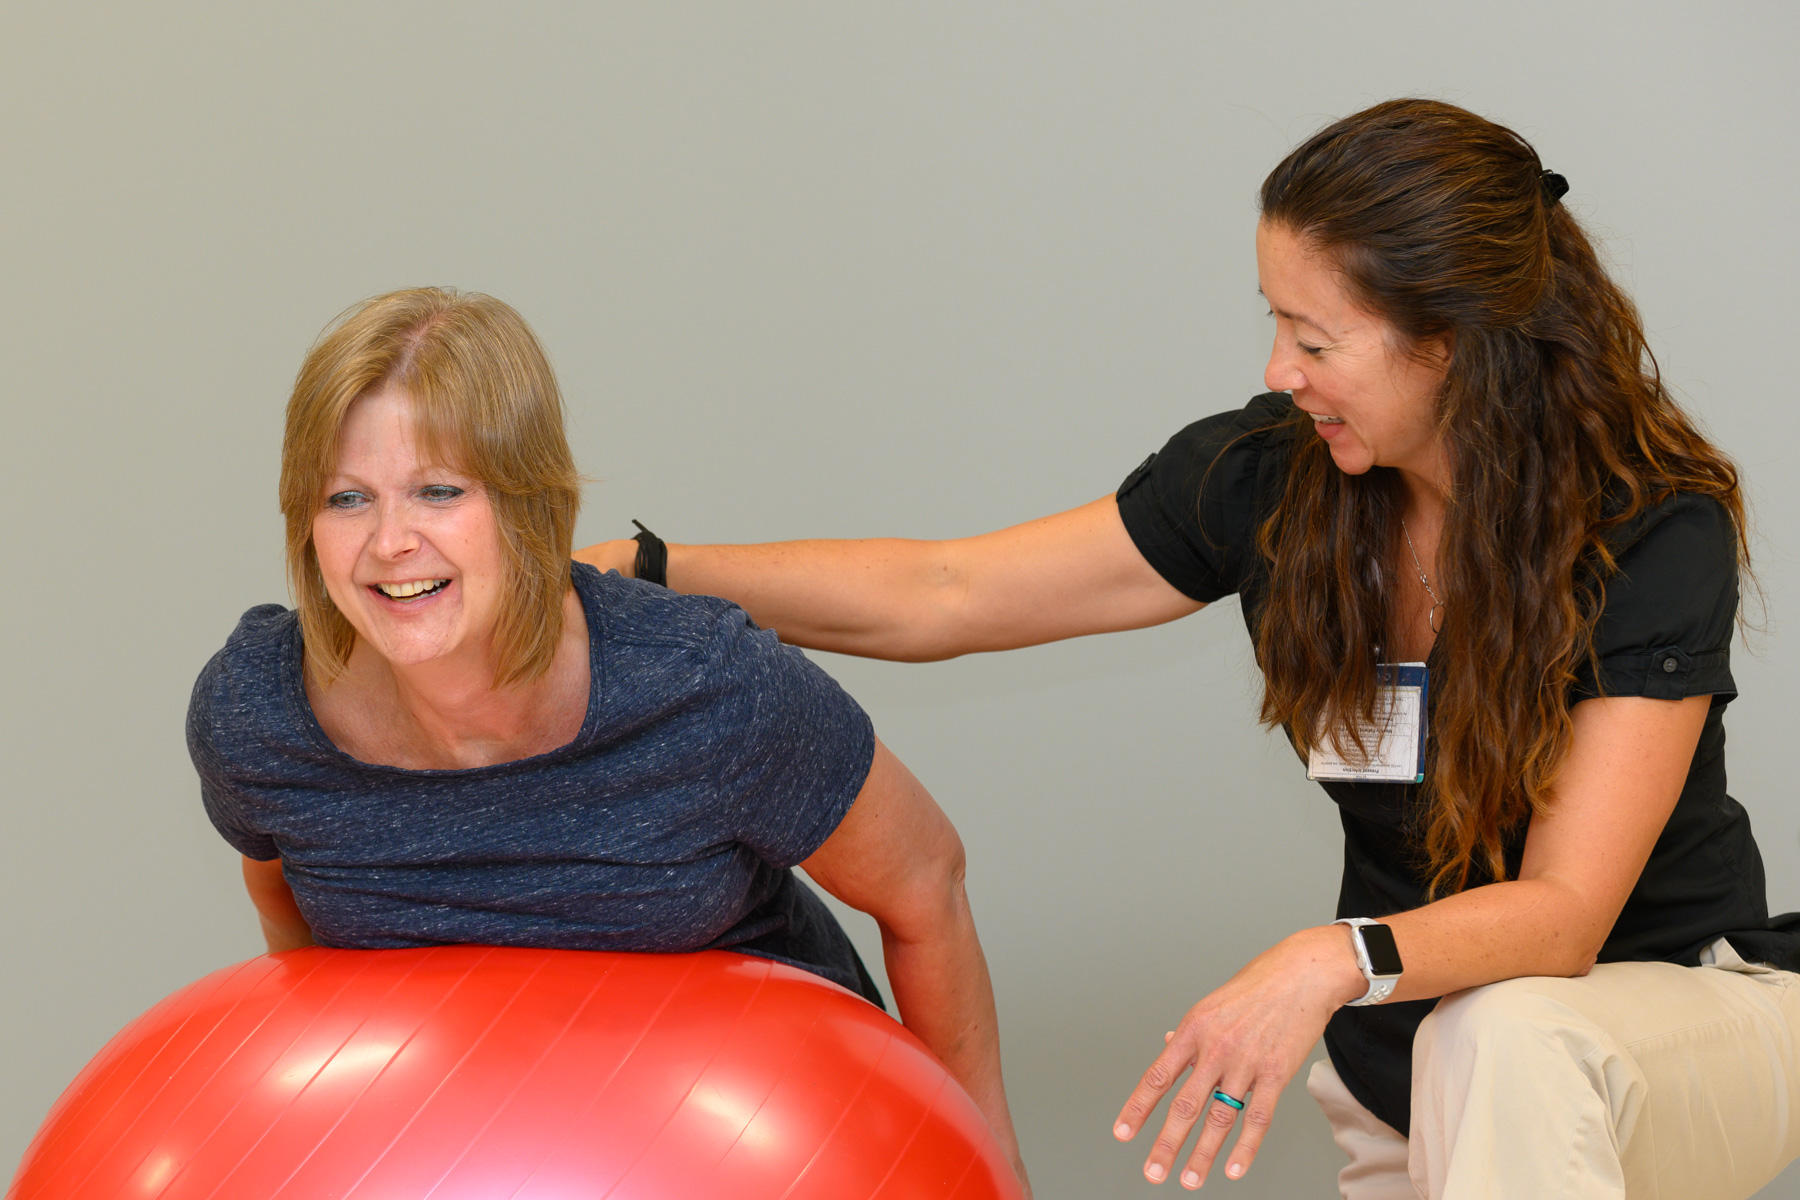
[370, 579, 450, 603]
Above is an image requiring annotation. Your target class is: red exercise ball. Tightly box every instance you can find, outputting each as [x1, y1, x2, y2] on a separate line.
[8, 946, 1023, 1200]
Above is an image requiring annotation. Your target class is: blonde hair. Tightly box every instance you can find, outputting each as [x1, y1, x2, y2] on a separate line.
[279, 287, 582, 689]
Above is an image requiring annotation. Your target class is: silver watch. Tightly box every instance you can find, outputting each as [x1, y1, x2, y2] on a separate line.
[1334, 918, 1403, 1006]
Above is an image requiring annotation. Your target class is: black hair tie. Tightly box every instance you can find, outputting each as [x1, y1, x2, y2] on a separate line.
[1540, 169, 1570, 207]
[631, 519, 668, 587]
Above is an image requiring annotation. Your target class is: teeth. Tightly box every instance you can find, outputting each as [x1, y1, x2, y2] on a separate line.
[1310, 414, 1344, 424]
[376, 579, 447, 598]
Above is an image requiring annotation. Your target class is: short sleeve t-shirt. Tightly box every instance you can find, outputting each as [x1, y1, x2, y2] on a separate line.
[1116, 392, 1799, 1135]
[186, 563, 883, 1006]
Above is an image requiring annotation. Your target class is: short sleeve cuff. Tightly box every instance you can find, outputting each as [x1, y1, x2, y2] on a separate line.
[1576, 646, 1736, 703]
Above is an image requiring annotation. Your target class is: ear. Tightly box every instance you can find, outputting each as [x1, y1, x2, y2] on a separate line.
[1403, 328, 1453, 380]
[1425, 328, 1455, 369]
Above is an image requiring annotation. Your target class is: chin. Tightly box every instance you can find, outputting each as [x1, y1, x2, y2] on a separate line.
[1327, 447, 1377, 476]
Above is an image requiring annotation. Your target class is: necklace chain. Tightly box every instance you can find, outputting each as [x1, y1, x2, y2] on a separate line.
[1400, 516, 1445, 635]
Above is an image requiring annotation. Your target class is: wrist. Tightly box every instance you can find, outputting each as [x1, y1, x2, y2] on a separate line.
[1310, 924, 1376, 1008]
[1279, 925, 1370, 1009]
[1332, 918, 1405, 1006]
[631, 521, 668, 586]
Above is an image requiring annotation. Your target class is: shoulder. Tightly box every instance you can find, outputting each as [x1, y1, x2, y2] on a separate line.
[575, 561, 766, 657]
[1605, 491, 1736, 565]
[1130, 392, 1297, 486]
[1598, 492, 1738, 627]
[186, 604, 302, 768]
[571, 562, 871, 782]
[573, 562, 801, 707]
[1582, 492, 1739, 701]
[1114, 393, 1298, 602]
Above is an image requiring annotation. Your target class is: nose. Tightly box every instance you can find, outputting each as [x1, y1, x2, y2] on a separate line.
[1264, 336, 1304, 395]
[370, 497, 422, 561]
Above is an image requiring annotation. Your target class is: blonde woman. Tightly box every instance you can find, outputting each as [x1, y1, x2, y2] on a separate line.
[186, 287, 1029, 1194]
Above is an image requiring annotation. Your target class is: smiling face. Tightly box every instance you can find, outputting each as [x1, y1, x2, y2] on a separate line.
[1256, 220, 1451, 488]
[310, 386, 507, 673]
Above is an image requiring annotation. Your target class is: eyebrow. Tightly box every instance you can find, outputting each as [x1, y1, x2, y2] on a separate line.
[1256, 289, 1332, 337]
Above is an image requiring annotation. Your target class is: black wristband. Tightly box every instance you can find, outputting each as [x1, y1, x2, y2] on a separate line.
[631, 519, 668, 587]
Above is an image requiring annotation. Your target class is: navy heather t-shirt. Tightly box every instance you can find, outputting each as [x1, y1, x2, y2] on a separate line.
[187, 563, 883, 1006]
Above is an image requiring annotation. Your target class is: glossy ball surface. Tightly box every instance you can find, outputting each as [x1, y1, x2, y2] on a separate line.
[9, 946, 1021, 1200]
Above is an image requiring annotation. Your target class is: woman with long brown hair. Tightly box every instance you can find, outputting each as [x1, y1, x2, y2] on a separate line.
[578, 99, 1800, 1198]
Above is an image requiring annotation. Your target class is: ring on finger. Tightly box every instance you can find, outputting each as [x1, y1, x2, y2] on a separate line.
[1211, 1089, 1246, 1111]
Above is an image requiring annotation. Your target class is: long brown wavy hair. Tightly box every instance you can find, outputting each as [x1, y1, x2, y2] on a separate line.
[1253, 99, 1746, 897]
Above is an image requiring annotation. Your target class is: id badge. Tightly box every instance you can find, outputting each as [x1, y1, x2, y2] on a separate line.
[1306, 663, 1429, 784]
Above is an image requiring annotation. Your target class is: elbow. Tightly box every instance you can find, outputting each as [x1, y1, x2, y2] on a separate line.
[874, 838, 970, 947]
[890, 551, 978, 663]
[1551, 940, 1602, 979]
[1545, 915, 1608, 979]
[1515, 876, 1615, 979]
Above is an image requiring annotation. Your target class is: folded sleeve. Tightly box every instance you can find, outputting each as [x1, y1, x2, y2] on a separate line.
[187, 649, 281, 861]
[1572, 494, 1739, 703]
[705, 608, 878, 869]
[1115, 394, 1292, 603]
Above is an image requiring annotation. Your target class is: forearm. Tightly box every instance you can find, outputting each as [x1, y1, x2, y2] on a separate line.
[670, 539, 966, 660]
[577, 536, 962, 659]
[258, 912, 316, 953]
[575, 498, 1201, 661]
[879, 883, 1023, 1170]
[241, 856, 316, 953]
[1380, 877, 1609, 1001]
[1292, 876, 1614, 1013]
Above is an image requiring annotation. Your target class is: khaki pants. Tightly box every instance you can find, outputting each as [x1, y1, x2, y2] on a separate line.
[1307, 941, 1800, 1199]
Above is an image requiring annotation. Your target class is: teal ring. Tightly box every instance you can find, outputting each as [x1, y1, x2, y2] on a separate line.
[1211, 1089, 1245, 1111]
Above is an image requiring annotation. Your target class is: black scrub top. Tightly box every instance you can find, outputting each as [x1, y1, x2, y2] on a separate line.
[1116, 391, 1800, 1136]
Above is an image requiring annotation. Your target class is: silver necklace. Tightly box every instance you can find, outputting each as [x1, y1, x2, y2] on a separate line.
[1400, 517, 1445, 634]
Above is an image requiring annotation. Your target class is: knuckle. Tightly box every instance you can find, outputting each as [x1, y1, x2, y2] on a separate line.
[1170, 1093, 1200, 1121]
[1243, 1106, 1275, 1130]
[1144, 1062, 1174, 1089]
[1205, 1105, 1239, 1130]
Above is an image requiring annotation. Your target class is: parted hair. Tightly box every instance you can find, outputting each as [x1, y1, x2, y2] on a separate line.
[1253, 99, 1746, 897]
[280, 287, 582, 689]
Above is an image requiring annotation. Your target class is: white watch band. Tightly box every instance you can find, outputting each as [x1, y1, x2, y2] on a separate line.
[1334, 917, 1401, 1006]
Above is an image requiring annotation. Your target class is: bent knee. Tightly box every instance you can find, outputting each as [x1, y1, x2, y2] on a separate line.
[1416, 976, 1611, 1072]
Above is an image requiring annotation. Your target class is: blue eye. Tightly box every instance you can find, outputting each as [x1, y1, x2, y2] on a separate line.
[420, 485, 465, 502]
[326, 490, 369, 509]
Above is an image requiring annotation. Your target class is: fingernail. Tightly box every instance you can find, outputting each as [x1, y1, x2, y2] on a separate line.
[1182, 1169, 1201, 1188]
[1146, 1163, 1166, 1182]
[1114, 1122, 1131, 1140]
[1227, 1162, 1245, 1179]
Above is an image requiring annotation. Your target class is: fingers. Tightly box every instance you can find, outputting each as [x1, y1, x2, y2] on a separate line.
[1178, 1071, 1258, 1188]
[1113, 1033, 1197, 1160]
[1118, 1046, 1290, 1189]
[1222, 1075, 1282, 1184]
[1116, 1029, 1227, 1186]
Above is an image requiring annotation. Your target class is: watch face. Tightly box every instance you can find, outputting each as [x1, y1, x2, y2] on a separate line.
[1359, 923, 1404, 976]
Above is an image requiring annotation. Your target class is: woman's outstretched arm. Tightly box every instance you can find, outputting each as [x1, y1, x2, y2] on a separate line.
[801, 737, 1031, 1197]
[575, 496, 1203, 661]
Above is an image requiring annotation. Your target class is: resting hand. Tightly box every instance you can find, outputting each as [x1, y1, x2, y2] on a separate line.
[1114, 925, 1364, 1188]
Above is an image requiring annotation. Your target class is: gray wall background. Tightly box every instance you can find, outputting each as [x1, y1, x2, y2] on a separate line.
[5, 3, 1798, 1196]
